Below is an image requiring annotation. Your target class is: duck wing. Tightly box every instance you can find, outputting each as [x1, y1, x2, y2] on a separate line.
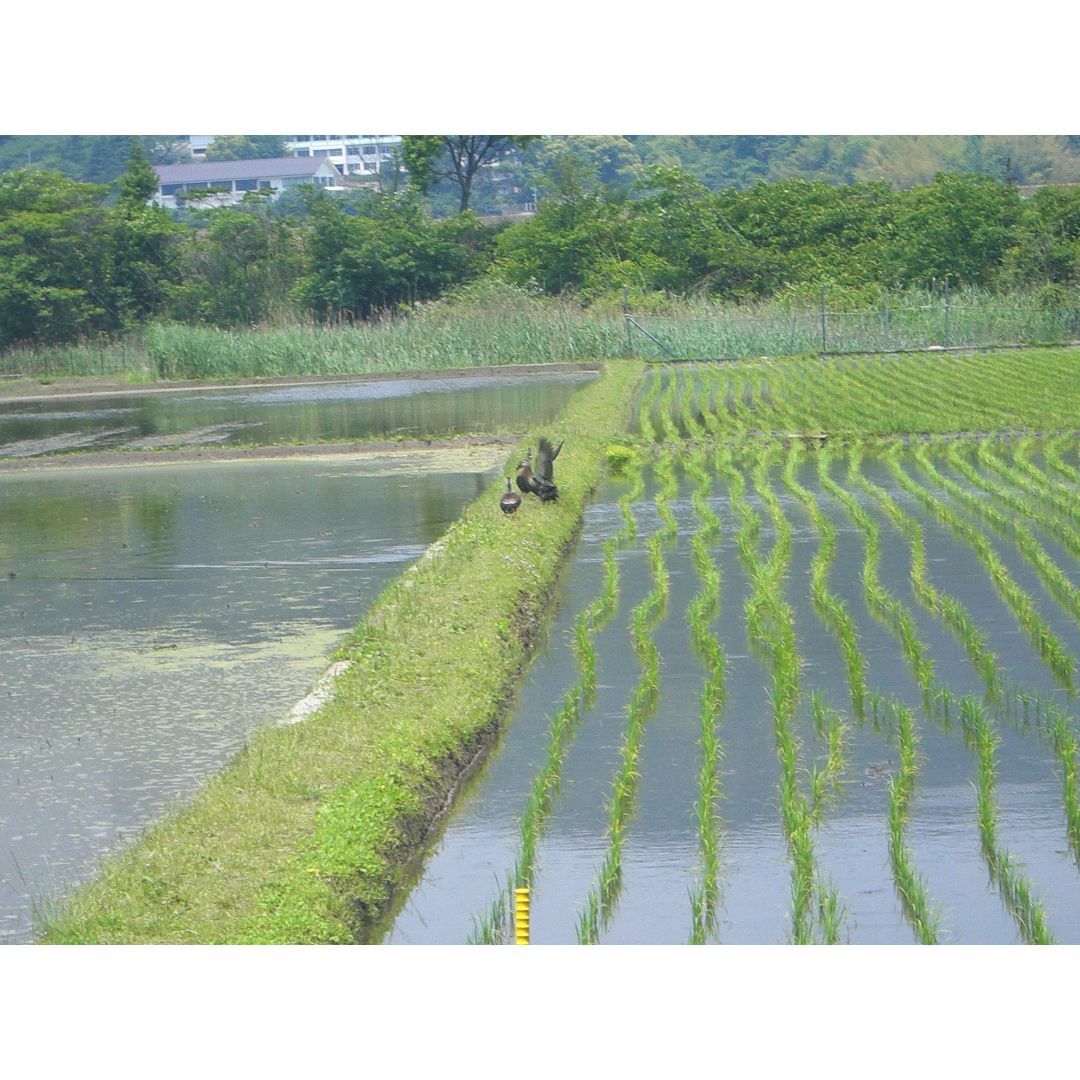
[536, 438, 563, 483]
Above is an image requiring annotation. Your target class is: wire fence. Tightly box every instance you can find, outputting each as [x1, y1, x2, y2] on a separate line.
[625, 295, 1080, 361]
[4, 292, 1080, 381]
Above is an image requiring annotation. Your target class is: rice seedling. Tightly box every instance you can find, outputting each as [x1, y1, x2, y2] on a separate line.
[1042, 438, 1080, 487]
[677, 367, 708, 443]
[1044, 704, 1080, 866]
[870, 444, 1004, 699]
[656, 367, 681, 445]
[819, 445, 935, 698]
[898, 445, 1076, 689]
[976, 440, 1080, 544]
[934, 441, 1080, 628]
[880, 697, 941, 944]
[722, 444, 846, 943]
[575, 471, 670, 941]
[683, 445, 727, 942]
[653, 446, 680, 543]
[636, 368, 662, 443]
[783, 442, 869, 720]
[959, 697, 1056, 944]
[807, 692, 851, 827]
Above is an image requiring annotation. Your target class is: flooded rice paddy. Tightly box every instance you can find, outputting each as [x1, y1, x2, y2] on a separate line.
[0, 370, 594, 457]
[388, 443, 1080, 944]
[0, 454, 503, 943]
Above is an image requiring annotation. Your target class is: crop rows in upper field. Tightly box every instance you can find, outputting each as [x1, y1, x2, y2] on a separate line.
[636, 348, 1080, 444]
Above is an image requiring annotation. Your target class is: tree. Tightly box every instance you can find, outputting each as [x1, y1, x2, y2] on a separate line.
[0, 170, 114, 348]
[295, 194, 481, 320]
[107, 141, 181, 325]
[170, 209, 303, 326]
[401, 135, 539, 212]
[117, 138, 159, 205]
[887, 173, 1024, 287]
[204, 136, 287, 162]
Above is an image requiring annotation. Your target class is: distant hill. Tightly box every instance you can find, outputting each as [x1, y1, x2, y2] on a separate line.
[0, 136, 189, 184]
[627, 135, 1080, 190]
[6, 133, 1080, 194]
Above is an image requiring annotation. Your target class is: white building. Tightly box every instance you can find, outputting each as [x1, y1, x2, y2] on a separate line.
[152, 156, 343, 209]
[283, 135, 401, 176]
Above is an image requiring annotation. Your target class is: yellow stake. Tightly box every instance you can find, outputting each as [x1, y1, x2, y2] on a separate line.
[513, 886, 530, 945]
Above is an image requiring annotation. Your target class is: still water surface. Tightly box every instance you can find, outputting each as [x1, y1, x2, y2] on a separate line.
[0, 451, 502, 942]
[0, 371, 594, 457]
[388, 460, 1080, 944]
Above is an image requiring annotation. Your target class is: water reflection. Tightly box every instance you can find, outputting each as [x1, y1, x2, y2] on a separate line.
[0, 372, 594, 457]
[0, 453, 500, 943]
[389, 461, 1080, 945]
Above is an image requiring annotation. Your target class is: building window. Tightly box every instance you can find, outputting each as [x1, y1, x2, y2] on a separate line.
[234, 178, 257, 191]
[161, 183, 184, 196]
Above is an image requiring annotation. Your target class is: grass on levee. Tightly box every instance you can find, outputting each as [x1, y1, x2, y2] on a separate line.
[38, 359, 645, 944]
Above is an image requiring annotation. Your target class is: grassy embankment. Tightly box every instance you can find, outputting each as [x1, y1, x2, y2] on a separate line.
[39, 359, 645, 944]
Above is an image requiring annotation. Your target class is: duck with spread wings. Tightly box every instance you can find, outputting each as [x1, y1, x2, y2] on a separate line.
[515, 437, 562, 502]
[533, 436, 562, 502]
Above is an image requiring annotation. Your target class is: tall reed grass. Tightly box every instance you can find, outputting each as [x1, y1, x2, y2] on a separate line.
[6, 284, 1080, 381]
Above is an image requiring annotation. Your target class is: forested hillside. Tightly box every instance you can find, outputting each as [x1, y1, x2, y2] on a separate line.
[6, 134, 1080, 194]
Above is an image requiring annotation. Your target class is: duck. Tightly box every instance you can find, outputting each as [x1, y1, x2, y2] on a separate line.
[516, 448, 538, 496]
[533, 436, 562, 502]
[500, 476, 522, 514]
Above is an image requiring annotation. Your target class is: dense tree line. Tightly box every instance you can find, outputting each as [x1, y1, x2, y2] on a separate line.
[3, 142, 1080, 352]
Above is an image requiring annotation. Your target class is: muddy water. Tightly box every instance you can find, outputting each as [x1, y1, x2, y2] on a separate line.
[388, 455, 1080, 944]
[0, 452, 502, 943]
[0, 371, 594, 457]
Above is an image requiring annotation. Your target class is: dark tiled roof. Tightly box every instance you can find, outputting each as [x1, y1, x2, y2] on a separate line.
[153, 156, 338, 185]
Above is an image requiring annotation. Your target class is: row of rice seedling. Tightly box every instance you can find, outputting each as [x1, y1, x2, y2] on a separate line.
[755, 448, 850, 942]
[466, 457, 644, 944]
[682, 447, 727, 943]
[819, 445, 936, 697]
[676, 368, 709, 443]
[868, 444, 1080, 886]
[806, 693, 851, 833]
[976, 440, 1080, 538]
[1043, 701, 1080, 866]
[782, 442, 869, 720]
[718, 443, 843, 942]
[652, 445, 680, 541]
[655, 369, 681, 445]
[735, 348, 1080, 441]
[959, 698, 1056, 944]
[929, 441, 1080, 630]
[900, 445, 1076, 689]
[1043, 438, 1080, 486]
[831, 442, 1064, 944]
[877, 697, 941, 943]
[870, 444, 1004, 698]
[636, 367, 663, 443]
[576, 467, 670, 943]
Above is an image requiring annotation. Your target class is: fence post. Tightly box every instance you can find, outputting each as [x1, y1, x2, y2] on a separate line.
[624, 287, 634, 356]
[943, 277, 950, 347]
[882, 288, 890, 352]
[819, 289, 827, 353]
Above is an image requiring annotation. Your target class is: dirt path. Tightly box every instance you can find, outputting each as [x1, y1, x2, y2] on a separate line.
[0, 435, 522, 472]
